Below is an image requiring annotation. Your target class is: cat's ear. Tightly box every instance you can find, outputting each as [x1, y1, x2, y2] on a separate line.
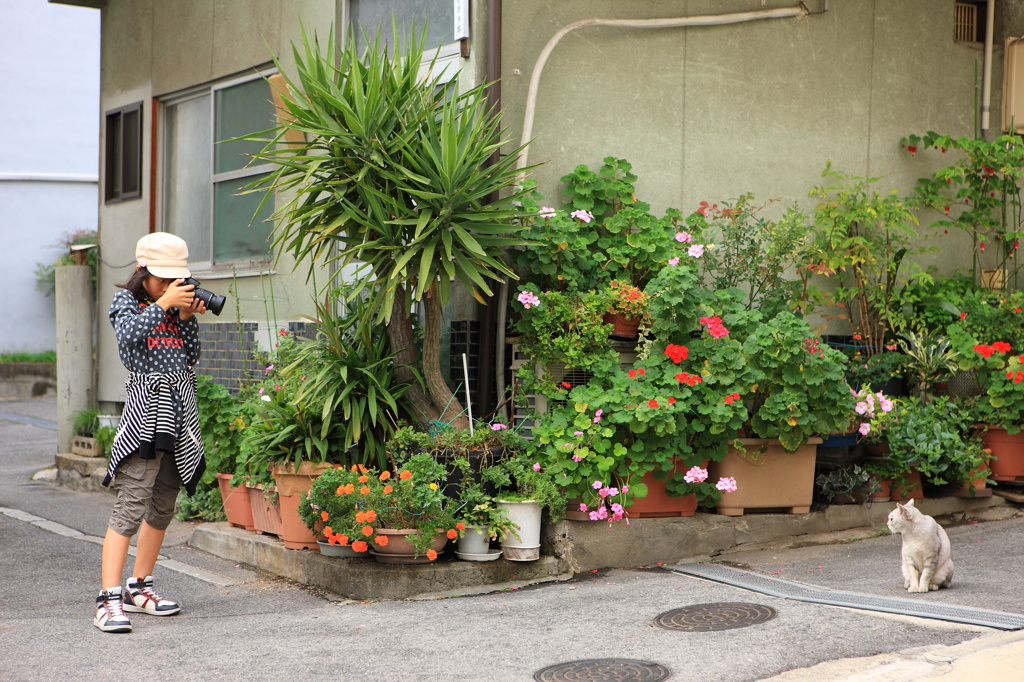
[906, 499, 916, 509]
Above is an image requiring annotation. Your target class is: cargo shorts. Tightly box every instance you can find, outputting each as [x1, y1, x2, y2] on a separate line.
[107, 450, 182, 537]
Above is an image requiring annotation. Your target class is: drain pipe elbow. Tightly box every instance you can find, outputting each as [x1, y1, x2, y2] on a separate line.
[516, 3, 813, 171]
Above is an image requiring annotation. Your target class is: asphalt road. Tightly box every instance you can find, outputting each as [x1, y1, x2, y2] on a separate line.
[2, 397, 1023, 682]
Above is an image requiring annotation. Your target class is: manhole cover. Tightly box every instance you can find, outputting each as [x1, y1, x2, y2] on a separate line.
[533, 658, 670, 681]
[654, 602, 778, 631]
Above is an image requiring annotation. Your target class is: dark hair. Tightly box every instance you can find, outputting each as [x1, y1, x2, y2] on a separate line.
[116, 267, 152, 303]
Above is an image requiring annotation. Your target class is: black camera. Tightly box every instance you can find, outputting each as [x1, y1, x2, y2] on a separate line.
[178, 277, 227, 316]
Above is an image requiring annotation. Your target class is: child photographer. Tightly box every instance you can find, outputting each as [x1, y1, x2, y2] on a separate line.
[94, 233, 208, 633]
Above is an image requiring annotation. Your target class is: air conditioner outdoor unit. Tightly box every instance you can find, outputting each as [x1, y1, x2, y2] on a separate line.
[508, 344, 637, 439]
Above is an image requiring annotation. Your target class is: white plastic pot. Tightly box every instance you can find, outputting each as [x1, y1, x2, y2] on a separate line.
[495, 499, 542, 561]
[456, 525, 491, 555]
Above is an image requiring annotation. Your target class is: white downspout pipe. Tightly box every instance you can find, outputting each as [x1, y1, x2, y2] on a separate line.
[515, 3, 811, 171]
[981, 0, 995, 138]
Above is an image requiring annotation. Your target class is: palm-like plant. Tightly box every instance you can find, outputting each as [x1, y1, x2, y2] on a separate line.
[251, 26, 535, 429]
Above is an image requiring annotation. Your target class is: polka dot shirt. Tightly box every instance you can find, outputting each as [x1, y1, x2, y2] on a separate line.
[109, 289, 201, 373]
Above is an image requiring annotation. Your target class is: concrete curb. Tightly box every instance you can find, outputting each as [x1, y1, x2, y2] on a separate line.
[189, 522, 570, 601]
[543, 497, 1013, 572]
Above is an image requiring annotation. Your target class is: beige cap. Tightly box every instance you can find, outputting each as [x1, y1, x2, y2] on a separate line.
[136, 232, 191, 279]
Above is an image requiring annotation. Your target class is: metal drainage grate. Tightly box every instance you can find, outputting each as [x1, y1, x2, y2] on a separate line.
[534, 659, 670, 682]
[654, 602, 778, 632]
[670, 563, 1024, 630]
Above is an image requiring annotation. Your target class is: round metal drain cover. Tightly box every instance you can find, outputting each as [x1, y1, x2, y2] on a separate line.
[533, 658, 670, 682]
[654, 602, 778, 632]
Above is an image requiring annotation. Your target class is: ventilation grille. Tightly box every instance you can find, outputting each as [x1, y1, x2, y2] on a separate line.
[955, 2, 978, 42]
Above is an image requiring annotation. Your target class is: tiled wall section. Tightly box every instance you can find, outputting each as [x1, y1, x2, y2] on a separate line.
[195, 321, 314, 393]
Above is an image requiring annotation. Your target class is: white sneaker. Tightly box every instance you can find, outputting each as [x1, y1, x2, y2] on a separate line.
[94, 588, 133, 633]
[123, 575, 180, 616]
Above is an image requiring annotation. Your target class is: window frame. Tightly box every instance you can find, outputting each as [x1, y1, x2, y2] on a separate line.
[104, 101, 143, 204]
[158, 65, 278, 276]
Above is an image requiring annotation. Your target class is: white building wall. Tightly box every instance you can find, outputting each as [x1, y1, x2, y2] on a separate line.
[0, 0, 100, 354]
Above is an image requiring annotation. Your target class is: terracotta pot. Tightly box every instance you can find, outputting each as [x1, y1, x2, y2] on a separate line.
[867, 474, 891, 501]
[954, 449, 993, 498]
[832, 492, 866, 505]
[215, 473, 255, 530]
[602, 312, 641, 338]
[979, 425, 1024, 481]
[889, 470, 924, 502]
[626, 460, 707, 518]
[709, 438, 821, 516]
[247, 484, 283, 536]
[272, 462, 334, 550]
[371, 529, 447, 564]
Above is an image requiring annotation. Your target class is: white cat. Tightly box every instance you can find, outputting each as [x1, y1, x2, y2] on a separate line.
[886, 498, 954, 593]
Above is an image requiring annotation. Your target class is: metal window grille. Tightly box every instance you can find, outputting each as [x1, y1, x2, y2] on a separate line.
[955, 2, 978, 42]
[449, 320, 480, 402]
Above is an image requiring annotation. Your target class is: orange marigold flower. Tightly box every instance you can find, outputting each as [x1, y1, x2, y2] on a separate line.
[358, 475, 369, 483]
[447, 529, 458, 539]
[383, 485, 393, 494]
[399, 470, 412, 480]
[328, 534, 337, 545]
[352, 540, 368, 552]
[355, 511, 366, 523]
[374, 535, 389, 546]
[360, 486, 371, 495]
[358, 465, 368, 473]
[336, 486, 345, 495]
[456, 522, 466, 530]
[362, 525, 374, 537]
[337, 534, 349, 545]
[351, 465, 359, 472]
[426, 549, 438, 561]
[364, 510, 377, 522]
[379, 471, 391, 481]
[324, 526, 333, 536]
[320, 511, 329, 522]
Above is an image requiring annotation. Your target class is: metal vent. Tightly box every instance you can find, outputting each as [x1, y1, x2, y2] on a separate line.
[955, 2, 978, 42]
[670, 563, 1024, 630]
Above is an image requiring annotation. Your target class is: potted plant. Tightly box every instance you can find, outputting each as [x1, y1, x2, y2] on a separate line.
[195, 374, 254, 531]
[603, 280, 649, 337]
[450, 457, 518, 559]
[898, 330, 959, 403]
[948, 324, 1024, 481]
[252, 27, 534, 431]
[70, 408, 101, 457]
[297, 466, 367, 557]
[483, 452, 566, 561]
[358, 452, 461, 563]
[815, 465, 876, 504]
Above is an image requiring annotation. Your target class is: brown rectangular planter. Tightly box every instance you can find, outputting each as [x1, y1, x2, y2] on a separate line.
[709, 438, 821, 516]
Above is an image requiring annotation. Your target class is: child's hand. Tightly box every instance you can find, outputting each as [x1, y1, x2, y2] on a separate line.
[156, 279, 204, 315]
[179, 296, 207, 320]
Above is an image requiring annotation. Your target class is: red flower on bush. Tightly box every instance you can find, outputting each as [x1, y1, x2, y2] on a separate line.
[664, 344, 689, 364]
[648, 399, 659, 409]
[674, 372, 702, 386]
[974, 344, 995, 358]
[992, 341, 1012, 353]
[699, 315, 730, 338]
[667, 397, 676, 405]
[723, 392, 741, 405]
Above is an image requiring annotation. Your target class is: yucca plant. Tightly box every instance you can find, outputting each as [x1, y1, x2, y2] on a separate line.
[283, 288, 416, 469]
[249, 25, 536, 430]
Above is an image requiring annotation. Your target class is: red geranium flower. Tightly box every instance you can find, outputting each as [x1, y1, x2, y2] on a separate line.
[974, 344, 995, 358]
[648, 399, 659, 409]
[667, 397, 676, 405]
[993, 341, 1012, 353]
[664, 344, 689, 363]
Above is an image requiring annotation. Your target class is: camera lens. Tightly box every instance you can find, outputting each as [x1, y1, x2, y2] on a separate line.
[178, 277, 226, 316]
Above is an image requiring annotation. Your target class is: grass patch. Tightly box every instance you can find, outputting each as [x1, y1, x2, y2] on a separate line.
[0, 351, 56, 363]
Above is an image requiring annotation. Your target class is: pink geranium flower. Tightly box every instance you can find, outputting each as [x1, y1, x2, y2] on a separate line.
[571, 209, 593, 223]
[716, 477, 738, 493]
[684, 466, 708, 484]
